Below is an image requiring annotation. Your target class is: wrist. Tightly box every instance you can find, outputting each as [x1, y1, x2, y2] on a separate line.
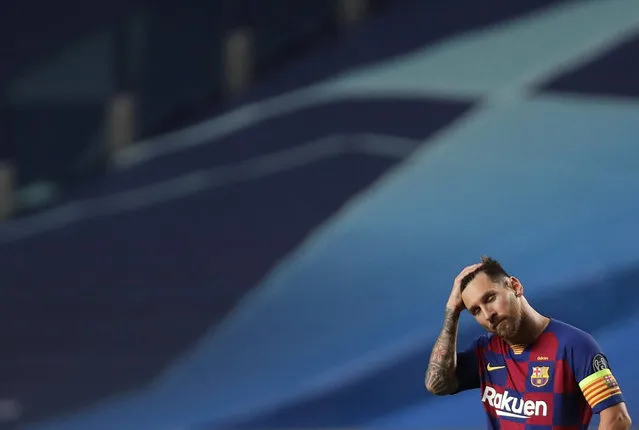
[445, 305, 462, 316]
[445, 306, 462, 317]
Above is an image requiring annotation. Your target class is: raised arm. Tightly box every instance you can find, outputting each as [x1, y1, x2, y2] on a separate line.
[425, 263, 481, 395]
[425, 307, 462, 394]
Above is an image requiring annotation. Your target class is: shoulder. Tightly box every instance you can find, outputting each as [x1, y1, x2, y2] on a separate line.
[549, 318, 599, 350]
[550, 319, 607, 369]
[461, 332, 495, 353]
[476, 332, 498, 351]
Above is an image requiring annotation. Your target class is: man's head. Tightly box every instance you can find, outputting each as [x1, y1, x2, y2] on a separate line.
[460, 256, 524, 340]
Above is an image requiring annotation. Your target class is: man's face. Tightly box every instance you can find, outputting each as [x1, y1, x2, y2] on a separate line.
[461, 272, 522, 339]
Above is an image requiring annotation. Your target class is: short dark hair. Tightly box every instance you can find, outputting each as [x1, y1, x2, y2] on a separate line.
[459, 256, 510, 293]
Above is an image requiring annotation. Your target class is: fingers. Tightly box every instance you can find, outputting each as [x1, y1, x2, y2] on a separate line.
[455, 262, 482, 282]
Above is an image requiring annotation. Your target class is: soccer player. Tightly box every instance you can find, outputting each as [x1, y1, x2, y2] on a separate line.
[424, 257, 632, 429]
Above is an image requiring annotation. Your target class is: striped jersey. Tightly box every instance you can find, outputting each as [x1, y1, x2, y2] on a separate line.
[454, 319, 624, 429]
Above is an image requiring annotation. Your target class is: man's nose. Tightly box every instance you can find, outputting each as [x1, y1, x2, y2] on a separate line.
[484, 308, 497, 323]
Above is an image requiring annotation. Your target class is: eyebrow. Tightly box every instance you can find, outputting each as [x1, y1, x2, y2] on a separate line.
[467, 291, 495, 313]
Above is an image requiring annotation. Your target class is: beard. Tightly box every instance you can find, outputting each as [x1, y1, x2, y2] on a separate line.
[493, 315, 522, 339]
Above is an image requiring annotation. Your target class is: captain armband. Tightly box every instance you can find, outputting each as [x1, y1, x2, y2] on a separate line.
[578, 368, 622, 409]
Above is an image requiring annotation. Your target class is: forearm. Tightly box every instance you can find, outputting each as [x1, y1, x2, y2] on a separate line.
[424, 307, 461, 395]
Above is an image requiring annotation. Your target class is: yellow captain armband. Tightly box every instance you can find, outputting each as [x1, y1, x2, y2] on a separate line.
[578, 369, 622, 408]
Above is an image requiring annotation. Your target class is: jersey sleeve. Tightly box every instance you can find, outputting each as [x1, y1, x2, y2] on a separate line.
[453, 335, 482, 393]
[569, 332, 624, 414]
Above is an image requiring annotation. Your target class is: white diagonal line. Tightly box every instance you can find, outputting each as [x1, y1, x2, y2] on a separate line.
[113, 0, 639, 170]
[0, 134, 419, 244]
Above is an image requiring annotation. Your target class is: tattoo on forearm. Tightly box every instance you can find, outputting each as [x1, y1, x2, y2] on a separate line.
[425, 308, 460, 395]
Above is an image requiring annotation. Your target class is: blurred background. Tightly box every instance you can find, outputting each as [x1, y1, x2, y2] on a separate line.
[1, 0, 639, 429]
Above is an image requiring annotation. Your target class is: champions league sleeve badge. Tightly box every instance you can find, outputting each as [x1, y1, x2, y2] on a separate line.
[592, 353, 609, 372]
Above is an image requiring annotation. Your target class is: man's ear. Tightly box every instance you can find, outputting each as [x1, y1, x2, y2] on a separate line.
[509, 276, 523, 297]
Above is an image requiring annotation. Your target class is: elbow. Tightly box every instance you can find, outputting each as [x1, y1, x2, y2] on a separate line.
[424, 379, 454, 396]
[604, 413, 632, 430]
[425, 386, 444, 396]
[618, 414, 632, 430]
[424, 381, 440, 396]
[599, 403, 632, 430]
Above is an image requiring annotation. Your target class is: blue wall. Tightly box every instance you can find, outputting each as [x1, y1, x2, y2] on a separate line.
[4, 0, 639, 429]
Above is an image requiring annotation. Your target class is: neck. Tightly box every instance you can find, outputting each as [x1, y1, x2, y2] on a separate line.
[504, 302, 550, 345]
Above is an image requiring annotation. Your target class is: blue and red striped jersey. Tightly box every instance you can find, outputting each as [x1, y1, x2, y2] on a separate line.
[454, 319, 624, 429]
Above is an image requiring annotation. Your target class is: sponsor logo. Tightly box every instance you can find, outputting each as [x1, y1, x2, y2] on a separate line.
[481, 386, 548, 419]
[487, 363, 505, 371]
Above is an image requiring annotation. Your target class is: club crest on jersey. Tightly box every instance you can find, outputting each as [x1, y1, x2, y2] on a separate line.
[531, 366, 550, 387]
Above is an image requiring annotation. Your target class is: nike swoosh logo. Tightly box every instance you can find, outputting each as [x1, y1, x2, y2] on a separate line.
[487, 363, 506, 371]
